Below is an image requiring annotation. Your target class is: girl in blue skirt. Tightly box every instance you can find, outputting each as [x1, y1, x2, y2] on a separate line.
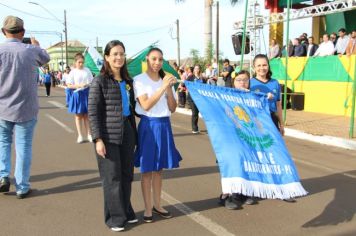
[66, 53, 93, 143]
[133, 47, 182, 223]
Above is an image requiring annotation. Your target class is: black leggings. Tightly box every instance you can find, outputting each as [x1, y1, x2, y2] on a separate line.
[270, 112, 280, 131]
[44, 83, 51, 96]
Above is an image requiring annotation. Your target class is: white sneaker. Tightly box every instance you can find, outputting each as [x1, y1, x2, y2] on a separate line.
[87, 134, 93, 143]
[111, 226, 124, 232]
[77, 136, 84, 144]
[127, 218, 138, 224]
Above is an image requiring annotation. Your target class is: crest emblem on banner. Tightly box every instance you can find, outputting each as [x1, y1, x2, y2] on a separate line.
[226, 105, 274, 149]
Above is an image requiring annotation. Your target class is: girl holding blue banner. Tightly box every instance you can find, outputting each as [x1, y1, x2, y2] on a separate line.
[250, 54, 284, 136]
[218, 70, 258, 209]
[250, 54, 298, 202]
[185, 58, 307, 202]
[133, 47, 182, 223]
[66, 53, 93, 143]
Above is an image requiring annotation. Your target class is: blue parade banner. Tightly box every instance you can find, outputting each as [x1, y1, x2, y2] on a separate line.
[185, 82, 307, 199]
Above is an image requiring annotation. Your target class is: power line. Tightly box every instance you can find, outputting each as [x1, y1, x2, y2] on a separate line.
[0, 1, 174, 37]
[0, 2, 57, 22]
[67, 22, 173, 37]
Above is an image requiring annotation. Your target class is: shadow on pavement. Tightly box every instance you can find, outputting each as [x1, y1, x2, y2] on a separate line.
[161, 166, 219, 180]
[134, 197, 221, 221]
[35, 176, 101, 197]
[38, 95, 65, 98]
[30, 169, 97, 182]
[39, 106, 65, 110]
[133, 166, 219, 182]
[173, 130, 208, 138]
[28, 170, 100, 197]
[27, 167, 218, 197]
[301, 170, 356, 228]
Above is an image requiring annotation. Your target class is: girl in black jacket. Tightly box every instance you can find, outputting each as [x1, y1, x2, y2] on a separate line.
[88, 40, 137, 232]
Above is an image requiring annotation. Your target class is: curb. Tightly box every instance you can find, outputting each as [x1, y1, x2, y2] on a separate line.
[284, 128, 356, 150]
[175, 108, 356, 151]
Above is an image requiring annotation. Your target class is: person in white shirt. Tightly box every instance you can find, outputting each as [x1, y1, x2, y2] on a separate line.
[335, 28, 350, 55]
[133, 47, 182, 223]
[62, 66, 70, 86]
[314, 34, 335, 57]
[66, 53, 93, 143]
[269, 39, 280, 59]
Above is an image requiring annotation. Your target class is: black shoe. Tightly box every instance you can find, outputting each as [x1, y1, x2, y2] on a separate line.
[283, 198, 296, 203]
[0, 177, 10, 193]
[219, 194, 240, 210]
[152, 207, 172, 218]
[244, 197, 257, 205]
[16, 189, 32, 199]
[143, 215, 153, 223]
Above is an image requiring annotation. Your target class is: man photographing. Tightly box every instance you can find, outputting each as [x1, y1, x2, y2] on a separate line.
[0, 16, 50, 199]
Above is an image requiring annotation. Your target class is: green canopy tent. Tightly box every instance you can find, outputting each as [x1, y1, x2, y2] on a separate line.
[127, 46, 180, 80]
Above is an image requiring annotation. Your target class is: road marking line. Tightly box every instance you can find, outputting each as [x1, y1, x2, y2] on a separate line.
[45, 114, 74, 133]
[162, 191, 234, 236]
[48, 100, 66, 109]
[294, 158, 356, 179]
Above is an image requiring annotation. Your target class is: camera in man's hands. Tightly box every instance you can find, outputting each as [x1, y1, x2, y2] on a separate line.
[22, 37, 31, 44]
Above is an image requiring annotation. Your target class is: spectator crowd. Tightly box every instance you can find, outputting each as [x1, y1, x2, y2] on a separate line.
[268, 28, 356, 58]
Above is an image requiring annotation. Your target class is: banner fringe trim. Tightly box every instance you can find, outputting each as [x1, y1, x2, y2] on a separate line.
[221, 177, 308, 200]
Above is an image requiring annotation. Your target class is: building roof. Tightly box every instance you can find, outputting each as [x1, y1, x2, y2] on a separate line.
[46, 40, 86, 50]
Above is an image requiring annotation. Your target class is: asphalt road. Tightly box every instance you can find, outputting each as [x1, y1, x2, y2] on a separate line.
[1, 86, 356, 236]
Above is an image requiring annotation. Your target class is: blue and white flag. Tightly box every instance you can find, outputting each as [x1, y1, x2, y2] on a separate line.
[185, 82, 307, 199]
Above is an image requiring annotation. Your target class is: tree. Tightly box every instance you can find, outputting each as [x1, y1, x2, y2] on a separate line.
[176, 0, 240, 59]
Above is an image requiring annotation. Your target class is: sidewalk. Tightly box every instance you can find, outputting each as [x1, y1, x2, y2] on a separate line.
[176, 107, 356, 150]
[284, 110, 356, 150]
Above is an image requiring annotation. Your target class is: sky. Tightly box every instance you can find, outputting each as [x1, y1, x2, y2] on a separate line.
[0, 0, 312, 61]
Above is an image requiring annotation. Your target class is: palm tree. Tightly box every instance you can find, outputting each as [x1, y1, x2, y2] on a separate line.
[177, 0, 240, 59]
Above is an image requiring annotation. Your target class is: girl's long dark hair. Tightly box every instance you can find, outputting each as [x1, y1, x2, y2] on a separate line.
[100, 40, 130, 82]
[252, 54, 272, 80]
[146, 47, 166, 79]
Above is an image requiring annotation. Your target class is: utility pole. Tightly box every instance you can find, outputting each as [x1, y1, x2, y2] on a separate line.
[215, 1, 219, 75]
[176, 19, 181, 66]
[60, 34, 64, 71]
[64, 10, 68, 67]
[96, 37, 99, 50]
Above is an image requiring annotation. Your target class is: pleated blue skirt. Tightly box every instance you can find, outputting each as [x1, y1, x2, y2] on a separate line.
[67, 87, 89, 114]
[65, 88, 73, 106]
[135, 115, 182, 173]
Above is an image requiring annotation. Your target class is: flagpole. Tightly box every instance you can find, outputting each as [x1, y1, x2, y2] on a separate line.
[240, 0, 249, 71]
[283, 0, 291, 123]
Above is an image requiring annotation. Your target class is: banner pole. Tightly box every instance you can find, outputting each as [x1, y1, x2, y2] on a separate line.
[240, 0, 249, 71]
[283, 0, 291, 124]
[349, 56, 356, 138]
